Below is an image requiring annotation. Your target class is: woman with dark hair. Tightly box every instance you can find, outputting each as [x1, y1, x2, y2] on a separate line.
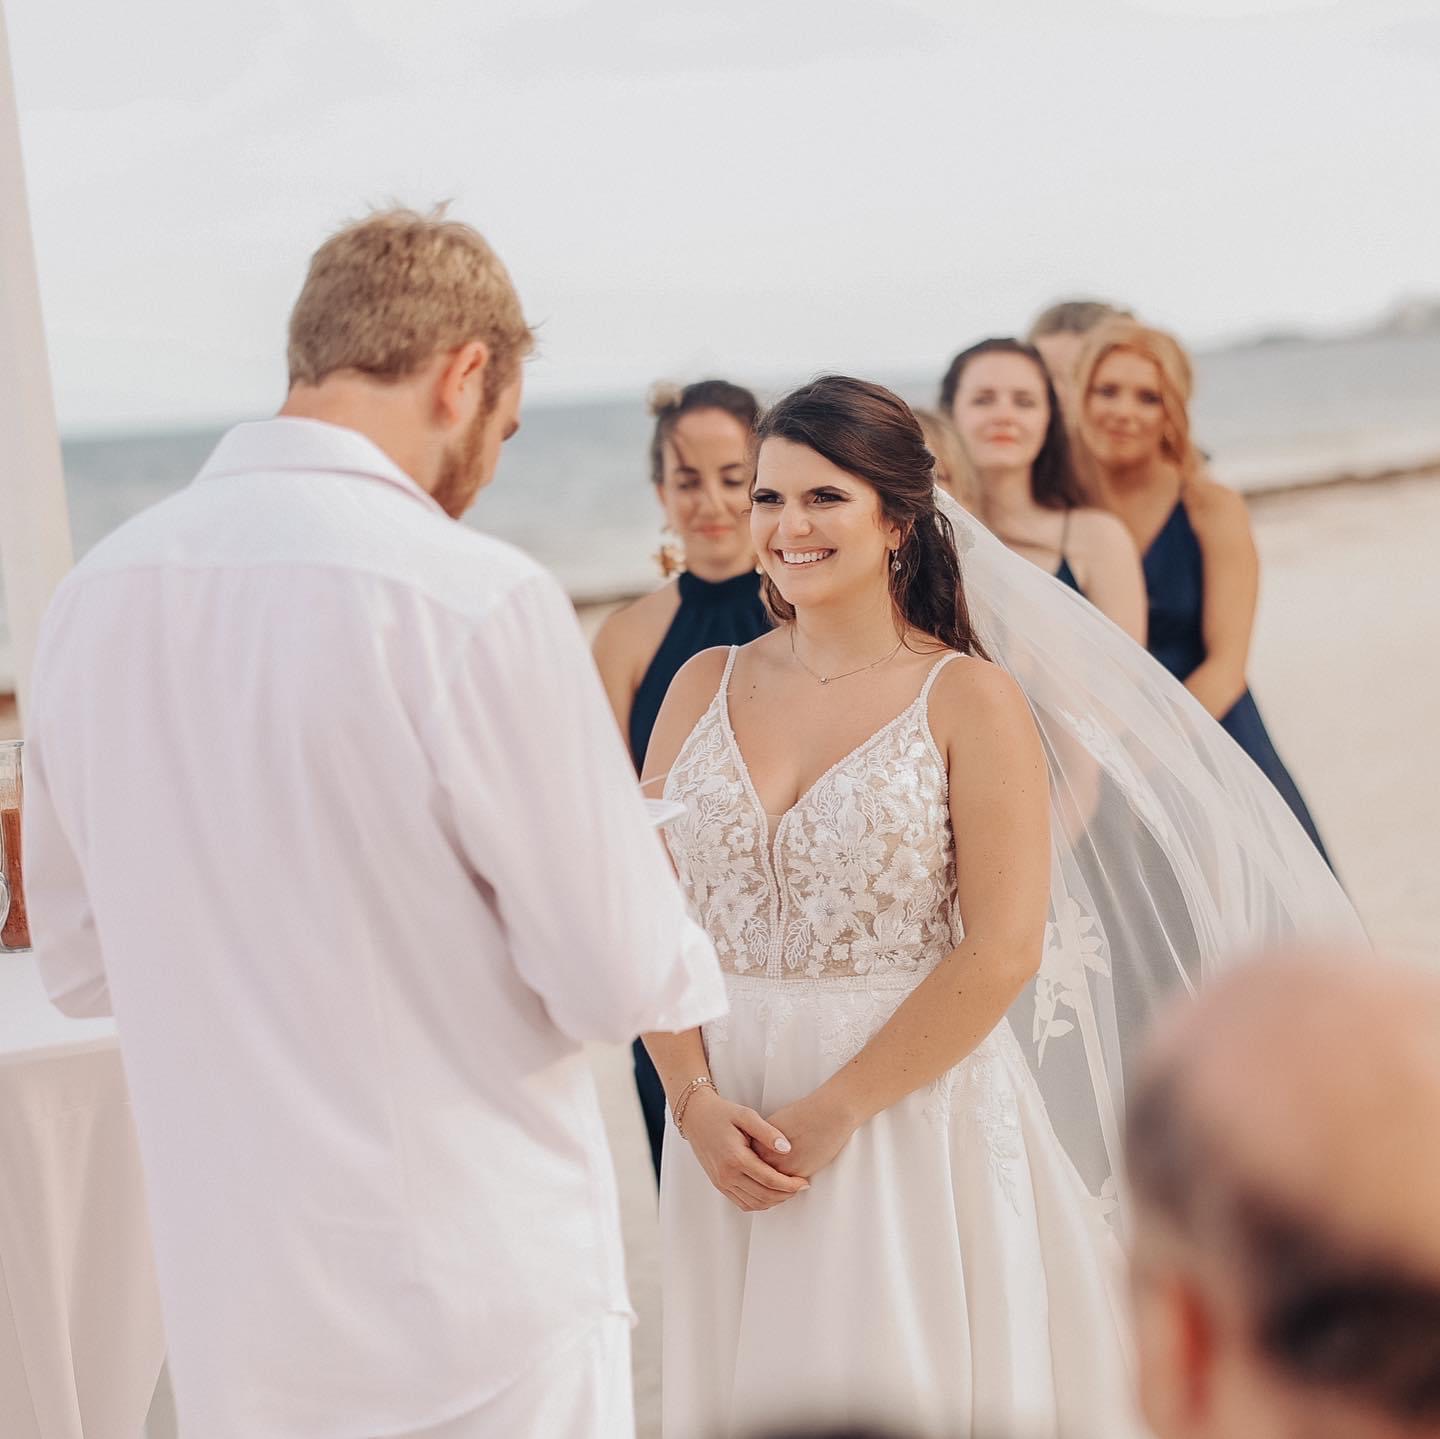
[593, 378, 769, 1182]
[941, 338, 1147, 642]
[641, 377, 1143, 1438]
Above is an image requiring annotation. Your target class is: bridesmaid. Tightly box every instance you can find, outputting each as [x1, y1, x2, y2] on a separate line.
[941, 338, 1147, 642]
[1072, 319, 1331, 860]
[1026, 299, 1132, 420]
[593, 379, 769, 1182]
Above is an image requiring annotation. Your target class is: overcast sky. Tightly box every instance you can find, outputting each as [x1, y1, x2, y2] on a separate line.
[8, 0, 1440, 433]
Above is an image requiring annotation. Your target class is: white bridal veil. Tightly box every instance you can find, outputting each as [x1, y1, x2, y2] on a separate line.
[931, 485, 1367, 1218]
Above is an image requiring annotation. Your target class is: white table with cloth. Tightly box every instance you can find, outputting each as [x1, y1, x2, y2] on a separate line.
[0, 954, 166, 1438]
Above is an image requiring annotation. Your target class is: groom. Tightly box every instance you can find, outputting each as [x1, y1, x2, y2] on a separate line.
[24, 208, 725, 1438]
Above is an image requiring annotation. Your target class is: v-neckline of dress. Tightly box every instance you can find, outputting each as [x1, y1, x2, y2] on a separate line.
[716, 648, 957, 844]
[1140, 499, 1186, 561]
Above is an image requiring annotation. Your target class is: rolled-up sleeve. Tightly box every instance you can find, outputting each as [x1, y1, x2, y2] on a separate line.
[423, 572, 726, 1046]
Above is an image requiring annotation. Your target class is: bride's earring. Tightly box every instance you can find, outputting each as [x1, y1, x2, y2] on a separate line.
[655, 525, 686, 578]
[890, 549, 902, 574]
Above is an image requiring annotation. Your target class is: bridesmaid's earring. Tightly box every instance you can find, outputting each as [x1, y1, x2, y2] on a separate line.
[890, 550, 902, 574]
[655, 526, 685, 578]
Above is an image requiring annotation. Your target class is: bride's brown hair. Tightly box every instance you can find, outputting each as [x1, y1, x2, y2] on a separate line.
[754, 376, 990, 660]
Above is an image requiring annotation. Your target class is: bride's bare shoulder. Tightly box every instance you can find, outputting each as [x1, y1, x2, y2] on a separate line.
[666, 645, 734, 705]
[639, 647, 733, 775]
[926, 653, 1040, 764]
[928, 649, 1023, 701]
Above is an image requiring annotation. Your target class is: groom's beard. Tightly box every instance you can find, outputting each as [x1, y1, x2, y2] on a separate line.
[431, 403, 489, 519]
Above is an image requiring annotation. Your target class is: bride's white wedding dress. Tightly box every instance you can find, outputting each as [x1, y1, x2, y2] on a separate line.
[659, 647, 1145, 1439]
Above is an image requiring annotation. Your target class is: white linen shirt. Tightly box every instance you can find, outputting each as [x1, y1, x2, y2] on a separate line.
[23, 418, 726, 1438]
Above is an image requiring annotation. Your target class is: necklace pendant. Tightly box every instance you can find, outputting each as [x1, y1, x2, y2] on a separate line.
[820, 676, 830, 685]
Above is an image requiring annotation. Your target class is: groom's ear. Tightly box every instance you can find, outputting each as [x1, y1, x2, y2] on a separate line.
[434, 340, 490, 431]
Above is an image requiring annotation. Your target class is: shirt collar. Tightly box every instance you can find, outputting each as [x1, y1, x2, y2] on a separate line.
[194, 417, 448, 517]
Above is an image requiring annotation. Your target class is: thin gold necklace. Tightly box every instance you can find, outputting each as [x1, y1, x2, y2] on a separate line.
[790, 628, 905, 685]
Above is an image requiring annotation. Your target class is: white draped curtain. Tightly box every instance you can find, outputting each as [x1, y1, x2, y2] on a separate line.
[0, 0, 74, 717]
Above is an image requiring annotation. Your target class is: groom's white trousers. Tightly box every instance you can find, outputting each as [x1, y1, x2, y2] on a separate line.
[405, 1316, 634, 1438]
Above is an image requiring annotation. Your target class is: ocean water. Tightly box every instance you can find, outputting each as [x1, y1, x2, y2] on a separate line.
[37, 331, 1440, 608]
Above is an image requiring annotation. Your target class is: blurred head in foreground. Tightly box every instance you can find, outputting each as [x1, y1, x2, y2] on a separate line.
[1125, 951, 1440, 1439]
[647, 379, 761, 578]
[1027, 298, 1133, 415]
[911, 406, 978, 510]
[284, 206, 534, 518]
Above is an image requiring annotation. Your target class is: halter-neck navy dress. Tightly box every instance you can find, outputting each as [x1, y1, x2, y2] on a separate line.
[1144, 501, 1330, 862]
[627, 567, 771, 1181]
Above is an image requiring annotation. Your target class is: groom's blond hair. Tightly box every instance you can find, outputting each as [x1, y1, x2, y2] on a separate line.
[287, 206, 533, 397]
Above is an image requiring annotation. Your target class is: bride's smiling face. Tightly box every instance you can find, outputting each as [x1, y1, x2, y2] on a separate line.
[751, 437, 902, 610]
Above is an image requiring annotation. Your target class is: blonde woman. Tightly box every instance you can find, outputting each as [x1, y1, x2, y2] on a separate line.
[1026, 298, 1133, 418]
[912, 406, 976, 510]
[1073, 320, 1330, 859]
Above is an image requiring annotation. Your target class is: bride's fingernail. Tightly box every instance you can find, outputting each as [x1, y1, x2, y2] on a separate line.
[774, 1137, 792, 1153]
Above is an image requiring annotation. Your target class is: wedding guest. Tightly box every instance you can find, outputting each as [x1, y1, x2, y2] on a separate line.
[912, 406, 977, 509]
[1026, 298, 1132, 416]
[1072, 319, 1330, 858]
[24, 207, 725, 1439]
[593, 379, 768, 1182]
[940, 338, 1146, 641]
[1127, 951, 1440, 1439]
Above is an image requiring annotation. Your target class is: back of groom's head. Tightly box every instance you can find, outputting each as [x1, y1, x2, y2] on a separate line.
[1126, 951, 1440, 1439]
[287, 206, 533, 399]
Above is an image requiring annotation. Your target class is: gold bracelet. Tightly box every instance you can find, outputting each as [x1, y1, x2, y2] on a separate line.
[672, 1076, 715, 1136]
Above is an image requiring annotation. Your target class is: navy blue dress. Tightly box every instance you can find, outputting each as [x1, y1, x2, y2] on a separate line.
[1144, 501, 1331, 862]
[627, 568, 771, 1182]
[1052, 509, 1083, 594]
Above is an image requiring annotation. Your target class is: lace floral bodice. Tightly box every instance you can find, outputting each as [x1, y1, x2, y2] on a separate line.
[663, 648, 964, 982]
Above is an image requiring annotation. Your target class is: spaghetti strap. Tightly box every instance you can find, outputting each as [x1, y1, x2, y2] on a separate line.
[918, 651, 965, 706]
[719, 644, 740, 700]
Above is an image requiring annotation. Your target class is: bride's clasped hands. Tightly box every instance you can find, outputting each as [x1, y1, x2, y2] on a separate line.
[753, 1086, 863, 1183]
[679, 1086, 812, 1212]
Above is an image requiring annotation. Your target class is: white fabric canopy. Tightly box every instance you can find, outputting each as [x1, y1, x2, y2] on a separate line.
[0, 2, 74, 713]
[0, 956, 165, 1439]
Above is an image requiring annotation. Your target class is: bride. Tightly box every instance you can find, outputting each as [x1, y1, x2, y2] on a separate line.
[641, 376, 1361, 1438]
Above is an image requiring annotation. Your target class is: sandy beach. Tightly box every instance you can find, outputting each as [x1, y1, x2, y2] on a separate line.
[580, 469, 1440, 1439]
